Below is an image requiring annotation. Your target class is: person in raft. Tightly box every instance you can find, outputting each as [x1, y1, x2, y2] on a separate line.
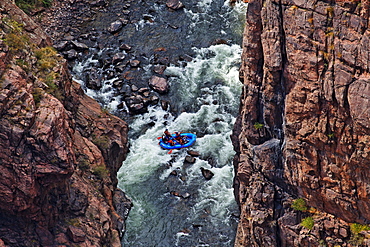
[174, 131, 185, 145]
[163, 129, 175, 145]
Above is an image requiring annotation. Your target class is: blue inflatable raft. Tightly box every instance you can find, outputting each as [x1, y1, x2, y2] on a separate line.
[158, 133, 196, 150]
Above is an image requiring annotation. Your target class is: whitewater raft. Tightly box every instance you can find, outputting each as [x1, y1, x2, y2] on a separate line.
[158, 133, 196, 150]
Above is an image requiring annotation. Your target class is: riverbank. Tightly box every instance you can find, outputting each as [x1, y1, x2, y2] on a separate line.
[24, 0, 246, 246]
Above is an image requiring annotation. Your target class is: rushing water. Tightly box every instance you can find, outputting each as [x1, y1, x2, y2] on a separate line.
[118, 44, 242, 246]
[73, 0, 247, 246]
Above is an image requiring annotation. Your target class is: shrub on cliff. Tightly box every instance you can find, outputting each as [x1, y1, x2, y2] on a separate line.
[301, 216, 314, 230]
[291, 198, 308, 212]
[349, 223, 370, 246]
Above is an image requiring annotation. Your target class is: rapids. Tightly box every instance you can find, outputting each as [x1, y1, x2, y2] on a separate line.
[72, 0, 247, 246]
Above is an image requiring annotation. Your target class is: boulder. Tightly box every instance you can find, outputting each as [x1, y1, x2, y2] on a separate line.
[148, 95, 159, 105]
[128, 103, 147, 114]
[153, 64, 167, 74]
[71, 40, 89, 50]
[187, 150, 200, 157]
[119, 43, 132, 51]
[166, 0, 184, 10]
[85, 68, 102, 90]
[126, 95, 147, 113]
[64, 49, 78, 60]
[112, 53, 126, 64]
[90, 0, 107, 7]
[149, 76, 169, 94]
[54, 40, 69, 51]
[184, 155, 196, 164]
[200, 167, 214, 180]
[137, 87, 149, 95]
[112, 79, 123, 88]
[161, 100, 170, 111]
[107, 20, 123, 33]
[119, 85, 131, 96]
[170, 191, 190, 199]
[130, 59, 140, 67]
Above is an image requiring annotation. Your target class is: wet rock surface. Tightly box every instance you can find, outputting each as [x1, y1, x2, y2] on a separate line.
[233, 0, 370, 246]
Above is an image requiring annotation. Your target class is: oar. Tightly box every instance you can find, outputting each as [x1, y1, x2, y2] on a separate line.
[168, 150, 173, 154]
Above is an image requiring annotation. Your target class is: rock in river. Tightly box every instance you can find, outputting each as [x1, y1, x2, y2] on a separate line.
[200, 167, 214, 180]
[166, 0, 184, 10]
[108, 20, 123, 33]
[149, 76, 169, 94]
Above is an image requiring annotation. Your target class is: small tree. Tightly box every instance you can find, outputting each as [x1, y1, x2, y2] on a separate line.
[301, 216, 314, 230]
[291, 198, 308, 212]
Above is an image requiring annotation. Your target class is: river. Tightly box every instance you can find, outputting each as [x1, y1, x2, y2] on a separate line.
[72, 0, 247, 246]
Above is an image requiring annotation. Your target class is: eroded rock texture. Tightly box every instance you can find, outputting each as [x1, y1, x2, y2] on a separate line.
[233, 0, 370, 246]
[0, 0, 130, 246]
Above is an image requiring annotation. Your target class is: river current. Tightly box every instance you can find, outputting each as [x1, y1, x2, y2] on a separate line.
[72, 0, 247, 246]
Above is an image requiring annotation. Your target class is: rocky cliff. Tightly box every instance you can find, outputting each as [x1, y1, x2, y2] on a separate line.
[233, 0, 370, 246]
[0, 0, 131, 246]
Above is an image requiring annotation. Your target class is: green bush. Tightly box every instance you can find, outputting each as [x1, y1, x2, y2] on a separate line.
[35, 46, 58, 72]
[350, 223, 370, 234]
[291, 198, 308, 212]
[3, 33, 29, 51]
[301, 216, 314, 230]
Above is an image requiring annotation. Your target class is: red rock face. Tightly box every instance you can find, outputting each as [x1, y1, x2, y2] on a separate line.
[233, 0, 370, 246]
[0, 0, 130, 246]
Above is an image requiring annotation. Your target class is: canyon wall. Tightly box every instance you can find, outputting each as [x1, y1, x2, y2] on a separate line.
[0, 0, 130, 246]
[233, 0, 370, 246]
